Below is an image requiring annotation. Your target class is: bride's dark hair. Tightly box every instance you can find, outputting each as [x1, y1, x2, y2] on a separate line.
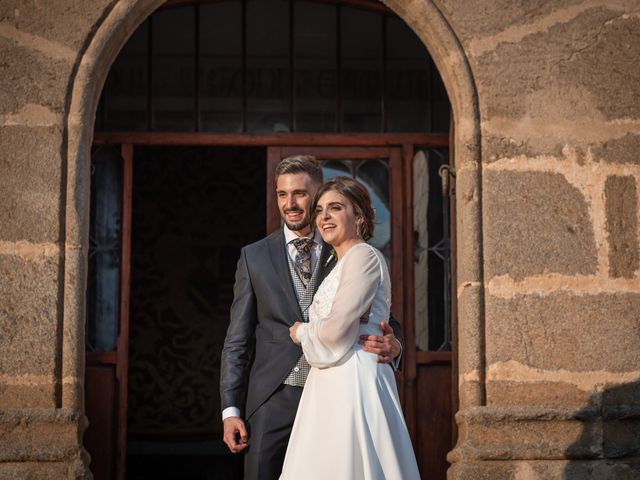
[311, 176, 375, 241]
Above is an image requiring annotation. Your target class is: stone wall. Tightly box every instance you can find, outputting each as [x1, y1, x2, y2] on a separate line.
[0, 2, 115, 478]
[0, 0, 638, 479]
[428, 0, 640, 478]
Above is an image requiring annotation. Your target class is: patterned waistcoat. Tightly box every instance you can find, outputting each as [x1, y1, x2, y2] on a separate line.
[283, 253, 322, 386]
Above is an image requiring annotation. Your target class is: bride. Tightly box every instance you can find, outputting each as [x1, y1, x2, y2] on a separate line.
[280, 176, 420, 479]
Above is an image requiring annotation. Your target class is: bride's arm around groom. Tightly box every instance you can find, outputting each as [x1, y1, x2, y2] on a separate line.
[291, 243, 384, 368]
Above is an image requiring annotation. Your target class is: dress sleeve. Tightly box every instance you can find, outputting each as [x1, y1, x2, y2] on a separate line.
[296, 244, 381, 368]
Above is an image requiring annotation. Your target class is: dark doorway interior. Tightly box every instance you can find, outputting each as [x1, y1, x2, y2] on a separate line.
[126, 146, 265, 479]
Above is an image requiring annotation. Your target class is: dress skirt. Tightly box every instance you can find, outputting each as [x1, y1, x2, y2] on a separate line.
[280, 345, 420, 479]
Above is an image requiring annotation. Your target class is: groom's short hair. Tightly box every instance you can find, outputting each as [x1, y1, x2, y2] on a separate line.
[275, 155, 323, 185]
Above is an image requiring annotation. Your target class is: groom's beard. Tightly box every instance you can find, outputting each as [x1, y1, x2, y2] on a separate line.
[283, 209, 310, 232]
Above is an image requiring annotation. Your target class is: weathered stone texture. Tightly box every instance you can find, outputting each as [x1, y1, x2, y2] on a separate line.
[0, 414, 76, 462]
[562, 461, 640, 480]
[0, 384, 56, 409]
[0, 254, 60, 377]
[486, 132, 640, 167]
[449, 459, 640, 480]
[602, 380, 640, 409]
[483, 135, 567, 163]
[451, 400, 640, 476]
[605, 176, 639, 278]
[0, 1, 113, 51]
[592, 133, 640, 165]
[487, 381, 593, 408]
[484, 170, 597, 280]
[0, 409, 87, 470]
[457, 283, 483, 375]
[433, 0, 585, 45]
[486, 293, 640, 372]
[452, 406, 602, 461]
[462, 5, 640, 162]
[471, 6, 629, 119]
[455, 165, 483, 285]
[447, 460, 516, 480]
[0, 462, 74, 480]
[0, 38, 72, 115]
[604, 418, 640, 459]
[562, 13, 640, 121]
[0, 126, 62, 243]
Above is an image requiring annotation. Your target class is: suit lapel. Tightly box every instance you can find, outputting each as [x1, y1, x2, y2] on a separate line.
[267, 231, 304, 322]
[315, 241, 337, 291]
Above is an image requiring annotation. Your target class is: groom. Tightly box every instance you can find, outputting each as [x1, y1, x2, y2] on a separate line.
[220, 155, 402, 480]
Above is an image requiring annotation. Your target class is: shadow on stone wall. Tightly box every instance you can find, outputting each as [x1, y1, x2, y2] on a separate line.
[565, 380, 640, 479]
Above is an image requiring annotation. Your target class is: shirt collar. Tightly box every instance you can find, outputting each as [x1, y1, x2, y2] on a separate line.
[283, 223, 321, 245]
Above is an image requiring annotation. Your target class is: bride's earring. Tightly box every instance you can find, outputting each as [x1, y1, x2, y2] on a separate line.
[356, 219, 363, 239]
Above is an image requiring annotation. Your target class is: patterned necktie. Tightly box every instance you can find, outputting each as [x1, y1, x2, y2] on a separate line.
[292, 237, 313, 288]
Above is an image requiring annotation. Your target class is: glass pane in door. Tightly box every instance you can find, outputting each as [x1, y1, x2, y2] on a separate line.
[413, 147, 451, 351]
[86, 146, 122, 353]
[321, 159, 390, 263]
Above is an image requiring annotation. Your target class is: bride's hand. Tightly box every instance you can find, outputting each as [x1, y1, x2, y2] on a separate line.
[289, 322, 302, 345]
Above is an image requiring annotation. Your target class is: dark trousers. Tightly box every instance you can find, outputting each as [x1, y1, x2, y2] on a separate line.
[244, 384, 303, 480]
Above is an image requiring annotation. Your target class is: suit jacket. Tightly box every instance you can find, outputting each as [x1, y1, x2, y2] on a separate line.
[220, 228, 402, 420]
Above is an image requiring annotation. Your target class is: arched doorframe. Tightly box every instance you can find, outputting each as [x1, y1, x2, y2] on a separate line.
[61, 0, 484, 471]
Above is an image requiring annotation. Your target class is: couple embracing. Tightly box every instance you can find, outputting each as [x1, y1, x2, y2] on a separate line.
[220, 156, 420, 479]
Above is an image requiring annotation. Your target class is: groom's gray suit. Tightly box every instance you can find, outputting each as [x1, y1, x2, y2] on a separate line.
[220, 227, 401, 480]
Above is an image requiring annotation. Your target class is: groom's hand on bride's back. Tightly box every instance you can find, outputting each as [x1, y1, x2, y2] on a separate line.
[359, 322, 402, 364]
[223, 416, 248, 453]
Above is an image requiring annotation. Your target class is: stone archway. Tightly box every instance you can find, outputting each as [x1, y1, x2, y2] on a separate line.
[61, 0, 483, 476]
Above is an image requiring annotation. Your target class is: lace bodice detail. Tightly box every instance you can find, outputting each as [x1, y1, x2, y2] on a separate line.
[308, 258, 341, 324]
[297, 243, 391, 368]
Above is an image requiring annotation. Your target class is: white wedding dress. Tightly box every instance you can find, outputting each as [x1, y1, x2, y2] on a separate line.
[280, 243, 420, 480]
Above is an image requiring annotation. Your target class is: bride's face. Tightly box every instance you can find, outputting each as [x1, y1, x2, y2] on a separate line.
[315, 189, 360, 247]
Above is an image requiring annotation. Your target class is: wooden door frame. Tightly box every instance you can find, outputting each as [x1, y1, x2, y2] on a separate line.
[89, 131, 452, 478]
[92, 132, 448, 147]
[85, 143, 133, 480]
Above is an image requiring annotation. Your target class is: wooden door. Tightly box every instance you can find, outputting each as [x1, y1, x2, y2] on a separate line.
[86, 134, 454, 479]
[84, 145, 133, 480]
[268, 144, 454, 478]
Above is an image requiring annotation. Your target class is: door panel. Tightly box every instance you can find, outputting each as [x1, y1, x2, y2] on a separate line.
[85, 364, 117, 480]
[85, 145, 132, 480]
[86, 136, 454, 480]
[269, 144, 453, 478]
[417, 361, 453, 478]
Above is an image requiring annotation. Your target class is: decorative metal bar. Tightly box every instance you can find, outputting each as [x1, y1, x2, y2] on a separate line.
[426, 55, 433, 132]
[290, 0, 296, 132]
[241, 0, 247, 132]
[194, 4, 200, 132]
[336, 4, 342, 132]
[147, 16, 153, 131]
[381, 13, 387, 133]
[437, 161, 453, 352]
